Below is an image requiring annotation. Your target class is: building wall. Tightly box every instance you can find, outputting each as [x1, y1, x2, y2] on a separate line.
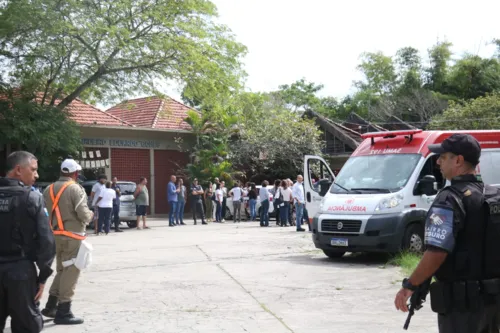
[80, 126, 194, 216]
[154, 150, 190, 214]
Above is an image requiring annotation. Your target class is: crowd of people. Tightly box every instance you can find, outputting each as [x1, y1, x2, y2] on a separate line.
[164, 174, 311, 232]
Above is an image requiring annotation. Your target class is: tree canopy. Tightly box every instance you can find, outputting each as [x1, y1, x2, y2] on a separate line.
[0, 0, 247, 108]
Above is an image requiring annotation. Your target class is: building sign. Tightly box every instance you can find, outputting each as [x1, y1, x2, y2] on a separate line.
[82, 138, 173, 150]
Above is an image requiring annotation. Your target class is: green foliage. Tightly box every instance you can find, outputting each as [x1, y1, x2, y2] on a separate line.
[428, 92, 500, 130]
[389, 252, 422, 276]
[230, 92, 324, 181]
[355, 51, 397, 95]
[0, 87, 82, 180]
[0, 0, 247, 109]
[183, 109, 241, 187]
[446, 55, 500, 100]
[425, 41, 453, 93]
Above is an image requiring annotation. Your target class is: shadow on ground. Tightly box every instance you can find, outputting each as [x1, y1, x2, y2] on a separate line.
[277, 252, 393, 268]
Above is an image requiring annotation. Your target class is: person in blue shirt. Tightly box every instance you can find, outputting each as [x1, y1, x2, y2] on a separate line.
[167, 175, 179, 227]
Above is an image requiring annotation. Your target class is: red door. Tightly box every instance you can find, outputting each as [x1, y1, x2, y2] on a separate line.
[111, 149, 151, 214]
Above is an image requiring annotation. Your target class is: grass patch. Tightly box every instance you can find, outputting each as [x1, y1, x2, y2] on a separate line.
[389, 252, 422, 276]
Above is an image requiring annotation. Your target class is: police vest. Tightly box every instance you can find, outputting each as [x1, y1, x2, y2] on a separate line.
[435, 183, 500, 281]
[0, 184, 31, 261]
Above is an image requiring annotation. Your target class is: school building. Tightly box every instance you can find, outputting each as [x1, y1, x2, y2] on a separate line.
[1, 96, 196, 216]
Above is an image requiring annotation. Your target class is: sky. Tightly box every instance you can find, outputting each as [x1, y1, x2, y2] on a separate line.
[174, 0, 499, 101]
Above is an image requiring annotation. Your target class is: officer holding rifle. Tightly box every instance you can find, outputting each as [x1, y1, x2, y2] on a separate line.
[394, 134, 500, 332]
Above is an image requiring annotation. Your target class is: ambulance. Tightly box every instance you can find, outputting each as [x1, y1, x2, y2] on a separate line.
[306, 129, 500, 258]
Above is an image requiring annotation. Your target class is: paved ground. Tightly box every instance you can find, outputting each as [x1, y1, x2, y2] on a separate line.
[7, 218, 438, 333]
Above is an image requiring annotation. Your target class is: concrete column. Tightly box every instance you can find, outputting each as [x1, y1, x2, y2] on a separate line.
[150, 149, 155, 215]
[107, 147, 112, 179]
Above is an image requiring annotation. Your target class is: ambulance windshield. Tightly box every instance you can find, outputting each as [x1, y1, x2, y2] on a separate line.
[330, 154, 421, 194]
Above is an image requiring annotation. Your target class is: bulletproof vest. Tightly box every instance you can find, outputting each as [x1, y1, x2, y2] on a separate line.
[480, 185, 500, 279]
[0, 183, 31, 261]
[434, 181, 486, 282]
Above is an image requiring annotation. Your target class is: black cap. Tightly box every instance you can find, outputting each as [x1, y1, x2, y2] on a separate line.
[428, 134, 481, 165]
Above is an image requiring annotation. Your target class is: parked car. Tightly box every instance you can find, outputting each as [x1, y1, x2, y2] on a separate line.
[81, 180, 138, 229]
[224, 185, 276, 221]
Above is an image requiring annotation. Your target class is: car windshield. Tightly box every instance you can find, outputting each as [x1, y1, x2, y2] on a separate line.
[330, 154, 421, 194]
[118, 183, 136, 194]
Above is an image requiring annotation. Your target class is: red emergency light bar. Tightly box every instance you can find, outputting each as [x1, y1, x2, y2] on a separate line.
[361, 129, 423, 145]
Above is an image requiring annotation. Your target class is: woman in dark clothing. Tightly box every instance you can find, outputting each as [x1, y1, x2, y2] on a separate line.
[248, 183, 258, 221]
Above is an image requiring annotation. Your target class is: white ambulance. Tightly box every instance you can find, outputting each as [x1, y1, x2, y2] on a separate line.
[305, 129, 500, 258]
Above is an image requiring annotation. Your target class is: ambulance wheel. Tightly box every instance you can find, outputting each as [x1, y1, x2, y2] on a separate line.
[403, 223, 424, 253]
[323, 250, 346, 259]
[127, 221, 137, 228]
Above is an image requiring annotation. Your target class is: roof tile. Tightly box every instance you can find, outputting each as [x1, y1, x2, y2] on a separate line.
[106, 96, 192, 131]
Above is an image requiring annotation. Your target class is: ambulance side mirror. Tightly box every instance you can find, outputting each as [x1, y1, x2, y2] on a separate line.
[318, 179, 332, 197]
[415, 175, 438, 196]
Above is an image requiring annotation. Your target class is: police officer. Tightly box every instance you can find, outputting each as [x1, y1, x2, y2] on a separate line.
[394, 134, 500, 332]
[41, 158, 93, 325]
[0, 151, 56, 333]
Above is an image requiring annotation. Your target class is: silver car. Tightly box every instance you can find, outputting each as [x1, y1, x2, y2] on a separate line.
[82, 180, 138, 229]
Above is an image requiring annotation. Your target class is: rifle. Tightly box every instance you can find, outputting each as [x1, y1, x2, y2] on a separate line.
[403, 278, 432, 330]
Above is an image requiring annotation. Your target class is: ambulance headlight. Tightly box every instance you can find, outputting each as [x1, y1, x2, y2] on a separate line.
[375, 194, 404, 211]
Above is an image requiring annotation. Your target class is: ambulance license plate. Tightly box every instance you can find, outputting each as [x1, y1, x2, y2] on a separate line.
[331, 238, 348, 247]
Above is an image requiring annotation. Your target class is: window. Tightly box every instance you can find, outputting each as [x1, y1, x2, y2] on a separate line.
[417, 155, 445, 189]
[331, 154, 421, 193]
[307, 158, 333, 194]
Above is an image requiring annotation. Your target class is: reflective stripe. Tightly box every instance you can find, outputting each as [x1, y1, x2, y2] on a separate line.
[48, 182, 86, 241]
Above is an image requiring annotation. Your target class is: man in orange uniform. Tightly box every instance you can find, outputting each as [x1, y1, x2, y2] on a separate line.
[41, 159, 93, 325]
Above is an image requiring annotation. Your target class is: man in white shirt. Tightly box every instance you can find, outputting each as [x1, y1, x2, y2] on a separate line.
[90, 175, 107, 233]
[229, 182, 243, 223]
[292, 175, 306, 232]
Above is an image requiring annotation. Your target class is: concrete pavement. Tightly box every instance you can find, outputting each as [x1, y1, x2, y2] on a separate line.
[6, 218, 438, 333]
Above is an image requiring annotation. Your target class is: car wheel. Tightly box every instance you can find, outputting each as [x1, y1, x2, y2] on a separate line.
[403, 223, 424, 253]
[127, 221, 137, 228]
[323, 250, 346, 259]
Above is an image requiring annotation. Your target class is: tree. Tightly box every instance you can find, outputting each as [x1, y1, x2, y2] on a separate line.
[446, 55, 500, 100]
[0, 0, 247, 108]
[229, 93, 323, 181]
[278, 78, 324, 112]
[425, 41, 453, 93]
[369, 89, 448, 123]
[428, 92, 500, 130]
[0, 87, 82, 179]
[354, 51, 397, 95]
[183, 108, 241, 187]
[395, 47, 423, 94]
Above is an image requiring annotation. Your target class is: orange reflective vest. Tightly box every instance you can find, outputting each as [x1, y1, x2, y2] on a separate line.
[48, 181, 86, 240]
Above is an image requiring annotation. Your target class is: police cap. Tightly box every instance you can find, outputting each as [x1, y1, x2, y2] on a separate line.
[428, 133, 481, 166]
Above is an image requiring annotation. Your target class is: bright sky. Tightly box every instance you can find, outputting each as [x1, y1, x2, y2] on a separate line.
[197, 0, 500, 100]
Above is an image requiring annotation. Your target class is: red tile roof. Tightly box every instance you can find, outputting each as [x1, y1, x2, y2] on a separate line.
[64, 98, 134, 127]
[0, 90, 134, 127]
[106, 96, 193, 131]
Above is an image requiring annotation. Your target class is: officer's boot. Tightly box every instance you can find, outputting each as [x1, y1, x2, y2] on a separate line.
[54, 301, 84, 325]
[41, 295, 58, 318]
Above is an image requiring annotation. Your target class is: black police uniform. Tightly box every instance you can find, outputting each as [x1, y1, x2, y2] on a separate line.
[0, 178, 56, 333]
[420, 133, 500, 333]
[423, 175, 495, 332]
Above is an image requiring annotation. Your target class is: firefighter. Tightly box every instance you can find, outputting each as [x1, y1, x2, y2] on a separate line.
[41, 158, 93, 325]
